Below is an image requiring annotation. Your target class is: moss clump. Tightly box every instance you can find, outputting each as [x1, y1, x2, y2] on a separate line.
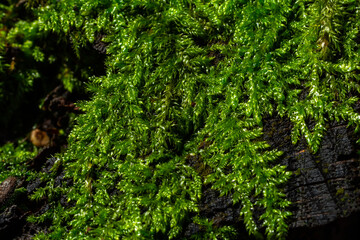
[336, 188, 345, 196]
[2, 0, 360, 239]
[0, 142, 36, 181]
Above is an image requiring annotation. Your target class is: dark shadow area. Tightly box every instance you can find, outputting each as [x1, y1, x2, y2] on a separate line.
[288, 211, 360, 240]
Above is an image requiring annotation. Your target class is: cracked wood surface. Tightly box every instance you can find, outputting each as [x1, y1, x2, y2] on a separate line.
[263, 116, 360, 228]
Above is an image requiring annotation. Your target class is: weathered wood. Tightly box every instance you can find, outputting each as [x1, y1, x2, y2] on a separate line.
[2, 114, 360, 239]
[0, 177, 17, 207]
[262, 116, 360, 229]
[182, 116, 360, 238]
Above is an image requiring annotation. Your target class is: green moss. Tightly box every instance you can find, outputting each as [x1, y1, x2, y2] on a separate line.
[2, 0, 360, 239]
[294, 168, 302, 176]
[191, 216, 237, 240]
[336, 188, 345, 196]
[0, 142, 36, 181]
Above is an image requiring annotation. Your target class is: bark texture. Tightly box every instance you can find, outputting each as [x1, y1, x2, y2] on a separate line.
[1, 114, 360, 239]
